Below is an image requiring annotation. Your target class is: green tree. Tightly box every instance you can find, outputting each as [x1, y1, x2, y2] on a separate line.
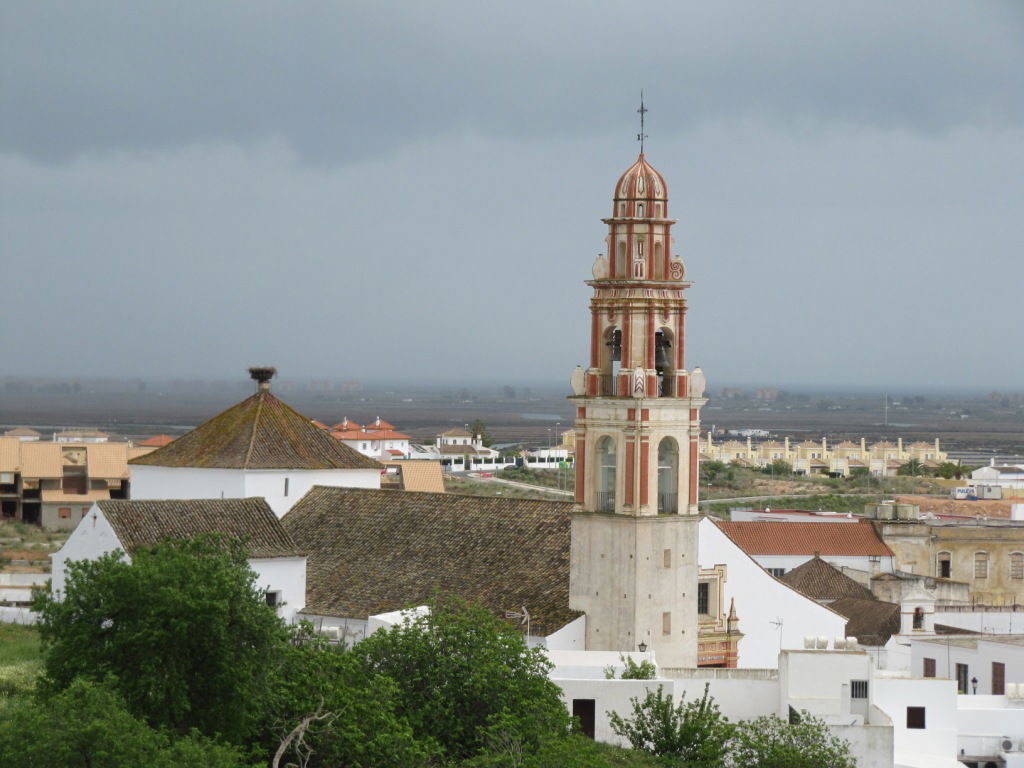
[0, 677, 250, 768]
[609, 683, 733, 766]
[700, 460, 727, 486]
[468, 419, 493, 446]
[898, 459, 924, 477]
[728, 712, 855, 768]
[34, 535, 289, 744]
[267, 629, 432, 768]
[352, 596, 570, 761]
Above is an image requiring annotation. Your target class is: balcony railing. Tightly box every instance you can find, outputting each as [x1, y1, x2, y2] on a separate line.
[595, 491, 615, 513]
[658, 492, 678, 514]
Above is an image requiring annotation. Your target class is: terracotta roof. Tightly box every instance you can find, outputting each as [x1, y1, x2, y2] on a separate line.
[4, 427, 41, 437]
[367, 418, 396, 430]
[780, 556, 875, 601]
[55, 429, 108, 439]
[127, 446, 157, 460]
[282, 487, 579, 635]
[20, 443, 63, 478]
[139, 434, 175, 447]
[439, 444, 484, 456]
[129, 390, 381, 471]
[715, 520, 893, 557]
[381, 460, 445, 493]
[310, 420, 329, 431]
[0, 438, 19, 473]
[97, 498, 302, 559]
[42, 489, 111, 503]
[86, 443, 129, 479]
[829, 597, 899, 646]
[441, 428, 472, 437]
[332, 429, 411, 441]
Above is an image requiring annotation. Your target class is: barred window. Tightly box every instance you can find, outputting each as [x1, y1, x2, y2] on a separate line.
[1011, 553, 1024, 580]
[851, 680, 868, 699]
[975, 552, 989, 579]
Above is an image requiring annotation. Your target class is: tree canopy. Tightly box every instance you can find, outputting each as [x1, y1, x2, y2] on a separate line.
[34, 535, 288, 743]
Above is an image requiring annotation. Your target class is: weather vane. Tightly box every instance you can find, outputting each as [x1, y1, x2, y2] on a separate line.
[637, 91, 648, 153]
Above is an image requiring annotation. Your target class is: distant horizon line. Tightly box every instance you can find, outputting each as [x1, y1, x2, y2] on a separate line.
[0, 373, 1019, 397]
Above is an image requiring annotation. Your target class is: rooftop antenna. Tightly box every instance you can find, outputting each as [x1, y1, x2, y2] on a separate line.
[637, 91, 648, 153]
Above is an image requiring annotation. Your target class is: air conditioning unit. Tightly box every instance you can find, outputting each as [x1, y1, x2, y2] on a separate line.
[1000, 737, 1014, 752]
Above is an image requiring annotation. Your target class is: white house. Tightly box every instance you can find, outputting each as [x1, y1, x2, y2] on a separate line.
[50, 497, 306, 623]
[129, 368, 382, 517]
[326, 417, 412, 460]
[698, 517, 849, 668]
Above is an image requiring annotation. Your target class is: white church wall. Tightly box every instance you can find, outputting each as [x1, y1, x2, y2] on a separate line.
[553, 677, 674, 746]
[698, 518, 848, 668]
[249, 555, 306, 624]
[243, 469, 381, 517]
[544, 614, 586, 651]
[50, 504, 124, 596]
[130, 466, 246, 502]
[663, 667, 780, 721]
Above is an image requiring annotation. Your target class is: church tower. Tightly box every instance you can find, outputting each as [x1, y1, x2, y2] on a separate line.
[568, 148, 707, 669]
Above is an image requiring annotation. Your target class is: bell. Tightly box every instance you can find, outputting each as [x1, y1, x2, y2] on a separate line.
[606, 329, 622, 362]
[654, 331, 671, 372]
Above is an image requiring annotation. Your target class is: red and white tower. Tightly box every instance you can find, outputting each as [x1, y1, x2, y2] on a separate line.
[569, 149, 707, 668]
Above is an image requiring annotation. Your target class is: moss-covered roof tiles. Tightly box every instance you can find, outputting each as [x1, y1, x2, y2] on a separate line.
[282, 487, 579, 635]
[98, 497, 302, 559]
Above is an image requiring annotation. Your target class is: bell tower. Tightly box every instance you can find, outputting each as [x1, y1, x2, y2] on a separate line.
[568, 147, 707, 669]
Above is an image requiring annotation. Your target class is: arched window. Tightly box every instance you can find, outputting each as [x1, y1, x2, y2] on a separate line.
[937, 552, 951, 579]
[1011, 552, 1024, 580]
[597, 437, 616, 513]
[637, 203, 644, 217]
[974, 552, 989, 579]
[657, 438, 679, 514]
[653, 241, 664, 280]
[912, 606, 924, 630]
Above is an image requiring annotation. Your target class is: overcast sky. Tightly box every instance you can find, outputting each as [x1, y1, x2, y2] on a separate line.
[2, 2, 1022, 389]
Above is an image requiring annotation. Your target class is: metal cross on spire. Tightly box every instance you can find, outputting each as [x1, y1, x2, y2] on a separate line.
[637, 91, 648, 153]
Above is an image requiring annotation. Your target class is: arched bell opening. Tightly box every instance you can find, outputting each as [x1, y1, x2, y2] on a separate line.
[600, 325, 622, 396]
[657, 437, 679, 514]
[655, 327, 675, 397]
[596, 436, 617, 513]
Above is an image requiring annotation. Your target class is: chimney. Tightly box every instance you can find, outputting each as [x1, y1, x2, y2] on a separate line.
[248, 366, 276, 393]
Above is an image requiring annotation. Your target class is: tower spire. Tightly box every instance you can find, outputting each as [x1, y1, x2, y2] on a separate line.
[636, 91, 648, 153]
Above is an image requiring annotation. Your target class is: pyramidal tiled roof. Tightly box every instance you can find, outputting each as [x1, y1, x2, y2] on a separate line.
[129, 389, 381, 471]
[282, 487, 579, 635]
[780, 555, 875, 601]
[829, 597, 900, 646]
[97, 498, 302, 558]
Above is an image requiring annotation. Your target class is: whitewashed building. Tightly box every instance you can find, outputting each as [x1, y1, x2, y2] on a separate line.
[50, 497, 306, 623]
[129, 368, 382, 517]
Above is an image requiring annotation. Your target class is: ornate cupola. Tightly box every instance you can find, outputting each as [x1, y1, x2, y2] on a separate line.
[569, 113, 708, 668]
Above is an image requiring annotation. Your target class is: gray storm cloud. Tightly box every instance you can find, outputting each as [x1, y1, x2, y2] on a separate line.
[1, 2, 1022, 387]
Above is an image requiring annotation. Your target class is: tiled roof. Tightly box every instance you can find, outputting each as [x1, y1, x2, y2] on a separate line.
[441, 428, 472, 437]
[829, 597, 899, 646]
[86, 443, 129, 479]
[97, 498, 302, 559]
[381, 460, 445, 493]
[0, 438, 19, 473]
[55, 429, 108, 438]
[20, 443, 63, 478]
[128, 446, 157, 461]
[780, 556, 875, 601]
[139, 434, 175, 447]
[282, 487, 579, 635]
[129, 390, 381, 471]
[4, 427, 41, 437]
[715, 520, 893, 557]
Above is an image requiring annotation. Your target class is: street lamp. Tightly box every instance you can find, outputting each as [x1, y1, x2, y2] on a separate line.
[971, 676, 978, 695]
[638, 640, 647, 653]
